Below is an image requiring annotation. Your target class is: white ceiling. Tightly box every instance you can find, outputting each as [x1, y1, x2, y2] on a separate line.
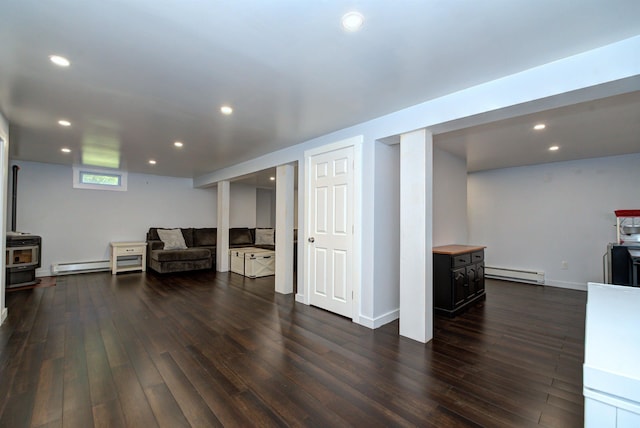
[435, 90, 640, 172]
[1, 1, 639, 179]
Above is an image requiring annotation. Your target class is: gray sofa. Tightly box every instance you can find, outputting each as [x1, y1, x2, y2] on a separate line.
[146, 227, 218, 274]
[146, 227, 285, 274]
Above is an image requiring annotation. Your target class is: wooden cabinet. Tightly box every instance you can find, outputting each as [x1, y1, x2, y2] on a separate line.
[433, 245, 486, 317]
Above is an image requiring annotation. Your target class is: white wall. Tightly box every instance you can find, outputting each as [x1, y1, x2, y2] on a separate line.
[371, 142, 400, 326]
[256, 188, 274, 227]
[433, 147, 468, 246]
[468, 153, 640, 290]
[229, 182, 257, 227]
[12, 161, 217, 276]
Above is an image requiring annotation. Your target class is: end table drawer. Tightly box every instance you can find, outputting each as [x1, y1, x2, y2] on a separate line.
[115, 246, 144, 256]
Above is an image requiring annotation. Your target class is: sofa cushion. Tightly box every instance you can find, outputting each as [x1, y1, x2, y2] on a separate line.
[197, 246, 216, 258]
[149, 258, 211, 273]
[157, 229, 187, 250]
[181, 228, 194, 247]
[194, 228, 217, 246]
[151, 248, 210, 262]
[148, 227, 161, 241]
[255, 228, 275, 246]
[148, 227, 194, 247]
[148, 240, 164, 251]
[229, 228, 253, 246]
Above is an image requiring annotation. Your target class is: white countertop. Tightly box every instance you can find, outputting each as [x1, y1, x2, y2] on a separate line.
[584, 282, 640, 403]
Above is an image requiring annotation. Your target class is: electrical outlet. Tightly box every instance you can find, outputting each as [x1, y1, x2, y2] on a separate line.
[561, 261, 569, 270]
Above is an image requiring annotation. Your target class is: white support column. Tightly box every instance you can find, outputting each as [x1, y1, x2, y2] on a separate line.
[275, 164, 294, 294]
[0, 134, 8, 324]
[295, 157, 307, 304]
[216, 180, 230, 272]
[399, 129, 433, 343]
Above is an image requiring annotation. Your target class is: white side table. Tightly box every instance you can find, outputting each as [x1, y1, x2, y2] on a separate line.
[110, 241, 147, 274]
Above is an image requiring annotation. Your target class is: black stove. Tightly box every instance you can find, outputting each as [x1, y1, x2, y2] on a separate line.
[6, 232, 42, 288]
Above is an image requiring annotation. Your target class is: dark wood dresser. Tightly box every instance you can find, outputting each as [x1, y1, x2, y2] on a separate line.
[433, 244, 486, 317]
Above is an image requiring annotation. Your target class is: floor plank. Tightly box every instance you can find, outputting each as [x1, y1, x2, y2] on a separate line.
[0, 273, 586, 427]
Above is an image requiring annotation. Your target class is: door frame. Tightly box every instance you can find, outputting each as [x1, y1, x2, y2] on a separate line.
[303, 135, 363, 324]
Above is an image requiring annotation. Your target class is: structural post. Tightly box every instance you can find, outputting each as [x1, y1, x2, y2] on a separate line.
[399, 129, 433, 343]
[0, 135, 8, 324]
[216, 180, 230, 272]
[275, 164, 294, 294]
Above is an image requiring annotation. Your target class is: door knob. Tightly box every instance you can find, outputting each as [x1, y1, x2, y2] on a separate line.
[308, 237, 315, 243]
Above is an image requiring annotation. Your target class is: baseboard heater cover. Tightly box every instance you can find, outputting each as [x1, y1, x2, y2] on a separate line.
[485, 266, 545, 284]
[51, 260, 111, 275]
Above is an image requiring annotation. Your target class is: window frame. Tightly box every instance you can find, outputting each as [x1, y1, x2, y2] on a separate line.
[73, 165, 128, 191]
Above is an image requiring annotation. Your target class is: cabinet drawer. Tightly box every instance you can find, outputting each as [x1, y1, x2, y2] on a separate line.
[471, 251, 484, 263]
[452, 253, 471, 267]
[115, 246, 144, 256]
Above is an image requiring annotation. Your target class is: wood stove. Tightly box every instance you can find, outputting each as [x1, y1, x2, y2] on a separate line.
[5, 165, 43, 288]
[6, 232, 41, 288]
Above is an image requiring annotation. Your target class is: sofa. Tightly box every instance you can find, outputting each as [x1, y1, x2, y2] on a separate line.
[146, 227, 287, 274]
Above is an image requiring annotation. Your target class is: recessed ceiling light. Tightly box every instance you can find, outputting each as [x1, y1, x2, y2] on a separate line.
[174, 141, 183, 148]
[220, 105, 233, 115]
[342, 11, 364, 32]
[61, 147, 71, 153]
[49, 55, 70, 67]
[269, 176, 275, 181]
[58, 119, 71, 127]
[549, 145, 559, 151]
[149, 159, 157, 165]
[534, 123, 546, 130]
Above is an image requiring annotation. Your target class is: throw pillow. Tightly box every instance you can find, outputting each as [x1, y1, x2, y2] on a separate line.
[157, 228, 188, 250]
[255, 228, 275, 246]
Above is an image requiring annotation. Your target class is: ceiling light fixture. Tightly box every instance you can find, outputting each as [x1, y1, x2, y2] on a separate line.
[269, 176, 275, 181]
[174, 141, 183, 148]
[220, 105, 233, 115]
[549, 145, 559, 151]
[61, 148, 71, 153]
[148, 159, 157, 165]
[58, 119, 71, 127]
[342, 11, 364, 32]
[533, 123, 546, 130]
[49, 55, 70, 67]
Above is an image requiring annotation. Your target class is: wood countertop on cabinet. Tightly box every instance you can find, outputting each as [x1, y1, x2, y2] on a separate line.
[432, 244, 486, 255]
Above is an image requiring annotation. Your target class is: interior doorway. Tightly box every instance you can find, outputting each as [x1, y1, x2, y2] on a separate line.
[304, 136, 361, 319]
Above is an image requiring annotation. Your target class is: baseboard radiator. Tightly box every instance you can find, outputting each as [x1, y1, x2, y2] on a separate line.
[51, 260, 111, 275]
[485, 266, 545, 285]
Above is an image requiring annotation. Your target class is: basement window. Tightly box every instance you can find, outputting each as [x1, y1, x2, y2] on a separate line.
[73, 166, 127, 191]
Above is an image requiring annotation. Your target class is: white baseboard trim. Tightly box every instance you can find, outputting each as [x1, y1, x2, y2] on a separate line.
[295, 293, 307, 304]
[51, 260, 111, 275]
[358, 308, 399, 329]
[544, 279, 587, 291]
[1, 307, 7, 325]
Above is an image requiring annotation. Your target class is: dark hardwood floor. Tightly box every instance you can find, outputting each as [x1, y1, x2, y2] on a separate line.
[0, 271, 586, 427]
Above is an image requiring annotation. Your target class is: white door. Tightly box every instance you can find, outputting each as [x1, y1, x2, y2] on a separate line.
[306, 144, 354, 318]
